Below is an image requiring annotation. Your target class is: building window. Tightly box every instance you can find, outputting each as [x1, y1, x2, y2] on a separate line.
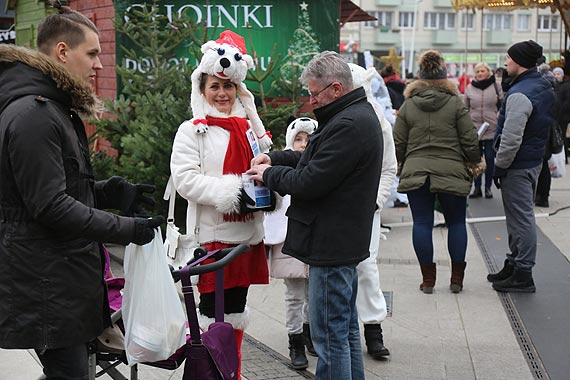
[537, 15, 558, 32]
[424, 12, 456, 30]
[364, 11, 393, 31]
[399, 11, 415, 29]
[517, 14, 530, 31]
[483, 14, 512, 31]
[461, 13, 474, 31]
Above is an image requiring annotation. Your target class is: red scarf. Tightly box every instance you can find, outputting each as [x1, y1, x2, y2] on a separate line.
[206, 116, 254, 222]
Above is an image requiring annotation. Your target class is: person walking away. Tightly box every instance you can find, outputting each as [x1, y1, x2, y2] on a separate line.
[264, 117, 317, 369]
[393, 50, 480, 294]
[0, 2, 163, 379]
[349, 63, 397, 359]
[464, 62, 503, 199]
[248, 51, 383, 380]
[489, 40, 555, 292]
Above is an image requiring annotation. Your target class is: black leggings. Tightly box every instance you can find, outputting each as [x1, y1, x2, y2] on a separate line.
[199, 286, 248, 318]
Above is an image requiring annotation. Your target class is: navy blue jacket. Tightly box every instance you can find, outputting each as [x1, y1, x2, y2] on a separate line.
[495, 69, 555, 170]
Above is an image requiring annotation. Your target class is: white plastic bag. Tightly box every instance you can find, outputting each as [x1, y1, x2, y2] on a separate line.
[122, 230, 187, 366]
[548, 150, 566, 178]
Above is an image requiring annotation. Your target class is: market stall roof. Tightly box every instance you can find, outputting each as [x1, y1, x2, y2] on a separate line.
[340, 0, 377, 27]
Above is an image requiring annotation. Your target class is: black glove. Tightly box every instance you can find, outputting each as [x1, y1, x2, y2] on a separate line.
[493, 167, 507, 189]
[103, 176, 156, 216]
[239, 188, 257, 214]
[238, 188, 277, 214]
[132, 216, 164, 245]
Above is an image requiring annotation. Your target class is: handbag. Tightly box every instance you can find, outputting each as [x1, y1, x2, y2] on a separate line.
[164, 176, 201, 270]
[466, 156, 487, 178]
[180, 262, 239, 379]
[164, 134, 205, 271]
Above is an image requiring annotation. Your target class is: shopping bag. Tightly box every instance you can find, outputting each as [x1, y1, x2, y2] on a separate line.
[548, 150, 566, 178]
[122, 230, 187, 365]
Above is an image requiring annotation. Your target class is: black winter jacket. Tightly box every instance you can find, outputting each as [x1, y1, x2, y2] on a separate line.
[0, 45, 136, 350]
[264, 87, 383, 266]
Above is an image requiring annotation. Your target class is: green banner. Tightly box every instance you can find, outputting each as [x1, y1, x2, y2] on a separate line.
[114, 1, 339, 96]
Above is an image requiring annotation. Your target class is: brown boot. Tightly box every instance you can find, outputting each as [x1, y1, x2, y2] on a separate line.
[419, 263, 436, 294]
[450, 261, 467, 293]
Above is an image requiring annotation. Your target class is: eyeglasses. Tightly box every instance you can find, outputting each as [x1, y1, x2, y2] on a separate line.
[308, 82, 334, 98]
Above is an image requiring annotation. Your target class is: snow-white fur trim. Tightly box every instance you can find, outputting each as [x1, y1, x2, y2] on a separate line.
[190, 36, 271, 152]
[285, 117, 318, 150]
[213, 174, 243, 215]
[197, 307, 250, 331]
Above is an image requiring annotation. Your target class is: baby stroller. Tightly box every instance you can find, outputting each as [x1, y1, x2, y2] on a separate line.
[88, 244, 248, 380]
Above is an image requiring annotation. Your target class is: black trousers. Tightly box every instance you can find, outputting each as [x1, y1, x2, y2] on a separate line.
[536, 157, 551, 200]
[35, 343, 89, 380]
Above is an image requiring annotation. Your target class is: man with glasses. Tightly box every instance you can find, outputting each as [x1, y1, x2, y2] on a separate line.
[489, 40, 555, 292]
[248, 51, 383, 379]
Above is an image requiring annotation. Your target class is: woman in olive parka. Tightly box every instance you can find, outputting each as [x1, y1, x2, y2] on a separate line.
[393, 50, 480, 295]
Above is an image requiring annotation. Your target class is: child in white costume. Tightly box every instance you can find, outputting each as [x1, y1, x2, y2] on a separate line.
[349, 63, 397, 359]
[264, 117, 317, 370]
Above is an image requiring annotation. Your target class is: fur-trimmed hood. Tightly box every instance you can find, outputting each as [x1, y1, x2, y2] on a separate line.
[403, 78, 459, 113]
[0, 44, 100, 117]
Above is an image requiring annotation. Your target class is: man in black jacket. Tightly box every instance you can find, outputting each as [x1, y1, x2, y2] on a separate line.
[0, 2, 162, 378]
[248, 51, 383, 380]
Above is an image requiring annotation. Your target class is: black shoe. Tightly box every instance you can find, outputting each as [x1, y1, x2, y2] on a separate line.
[487, 259, 514, 283]
[469, 188, 482, 198]
[364, 324, 390, 359]
[535, 197, 549, 207]
[288, 333, 308, 369]
[302, 323, 316, 357]
[492, 269, 536, 293]
[484, 188, 493, 199]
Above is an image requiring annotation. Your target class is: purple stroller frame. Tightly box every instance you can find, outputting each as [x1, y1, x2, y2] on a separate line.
[87, 244, 248, 380]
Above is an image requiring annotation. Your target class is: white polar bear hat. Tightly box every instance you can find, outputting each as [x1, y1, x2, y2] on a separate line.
[285, 117, 318, 150]
[190, 30, 272, 152]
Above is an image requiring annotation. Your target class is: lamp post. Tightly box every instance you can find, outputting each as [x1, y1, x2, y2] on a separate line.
[408, 0, 422, 76]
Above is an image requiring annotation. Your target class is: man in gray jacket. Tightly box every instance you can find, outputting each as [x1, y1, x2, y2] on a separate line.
[248, 51, 383, 380]
[489, 40, 555, 292]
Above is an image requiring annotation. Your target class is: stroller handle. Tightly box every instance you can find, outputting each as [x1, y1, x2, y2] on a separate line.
[170, 244, 249, 281]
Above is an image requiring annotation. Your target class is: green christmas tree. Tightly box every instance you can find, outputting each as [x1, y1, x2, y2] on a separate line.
[91, 2, 205, 220]
[273, 3, 321, 102]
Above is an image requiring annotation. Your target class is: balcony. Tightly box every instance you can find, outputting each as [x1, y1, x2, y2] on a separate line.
[376, 0, 401, 6]
[432, 30, 456, 45]
[375, 29, 401, 45]
[485, 31, 511, 45]
[432, 0, 453, 7]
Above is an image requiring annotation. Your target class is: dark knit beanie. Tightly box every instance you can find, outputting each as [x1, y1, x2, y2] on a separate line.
[507, 40, 543, 69]
[419, 50, 447, 80]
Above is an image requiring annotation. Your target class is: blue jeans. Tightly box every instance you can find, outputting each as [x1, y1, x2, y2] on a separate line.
[407, 179, 468, 264]
[309, 264, 364, 380]
[35, 343, 89, 380]
[474, 140, 495, 190]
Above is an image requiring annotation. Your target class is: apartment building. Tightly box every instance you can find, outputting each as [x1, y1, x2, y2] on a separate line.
[341, 0, 567, 77]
